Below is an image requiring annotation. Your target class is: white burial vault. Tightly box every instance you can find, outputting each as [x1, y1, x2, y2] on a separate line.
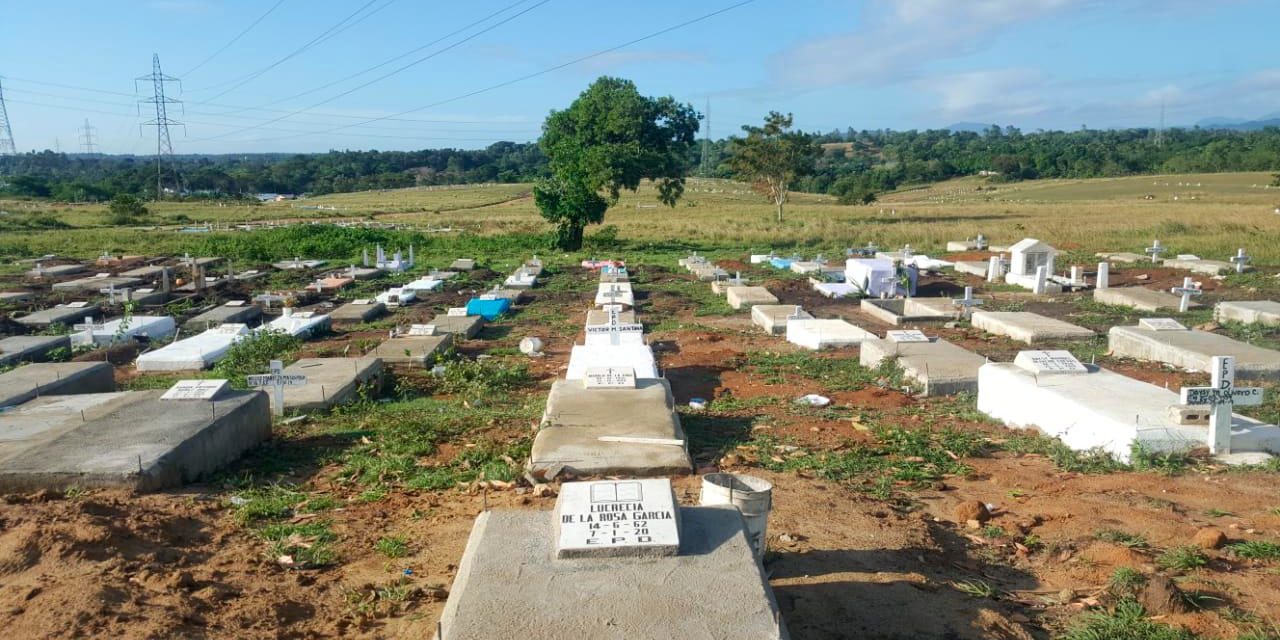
[136, 324, 252, 371]
[786, 318, 876, 350]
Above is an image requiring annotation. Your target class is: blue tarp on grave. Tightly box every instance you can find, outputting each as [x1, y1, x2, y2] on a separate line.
[769, 257, 793, 270]
[466, 297, 512, 320]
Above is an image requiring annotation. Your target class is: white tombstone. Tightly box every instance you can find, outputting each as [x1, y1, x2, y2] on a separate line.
[1008, 238, 1055, 277]
[1170, 277, 1202, 313]
[986, 256, 1006, 283]
[1013, 350, 1089, 375]
[1096, 262, 1110, 290]
[1032, 266, 1048, 295]
[553, 478, 680, 558]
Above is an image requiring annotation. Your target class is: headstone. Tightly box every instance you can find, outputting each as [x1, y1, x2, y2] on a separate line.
[1032, 265, 1048, 295]
[553, 478, 680, 558]
[447, 307, 468, 317]
[975, 233, 988, 250]
[246, 359, 307, 417]
[1170, 277, 1202, 313]
[986, 256, 1005, 283]
[886, 330, 930, 343]
[67, 301, 90, 309]
[1230, 248, 1250, 274]
[583, 367, 638, 388]
[1138, 318, 1187, 331]
[1179, 356, 1264, 455]
[160, 379, 229, 401]
[1013, 350, 1089, 375]
[1146, 239, 1166, 263]
[1096, 261, 1110, 289]
[952, 286, 984, 316]
[408, 324, 437, 336]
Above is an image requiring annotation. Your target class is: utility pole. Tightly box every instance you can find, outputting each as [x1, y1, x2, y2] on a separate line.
[79, 118, 98, 154]
[0, 77, 16, 156]
[699, 98, 710, 177]
[136, 54, 183, 200]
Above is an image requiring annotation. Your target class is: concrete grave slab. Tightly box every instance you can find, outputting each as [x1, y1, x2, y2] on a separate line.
[1216, 300, 1280, 327]
[786, 318, 876, 350]
[595, 282, 635, 307]
[813, 282, 861, 298]
[504, 270, 538, 289]
[370, 333, 453, 367]
[70, 315, 176, 348]
[1095, 252, 1147, 263]
[449, 258, 476, 271]
[136, 324, 252, 371]
[402, 277, 444, 293]
[1093, 287, 1193, 312]
[1108, 325, 1280, 380]
[566, 344, 658, 379]
[329, 300, 387, 325]
[345, 267, 385, 280]
[586, 308, 637, 328]
[971, 311, 1095, 344]
[270, 357, 382, 413]
[859, 297, 955, 325]
[15, 304, 102, 329]
[0, 335, 71, 367]
[262, 310, 330, 338]
[375, 287, 416, 307]
[119, 265, 167, 279]
[51, 275, 144, 293]
[860, 336, 986, 396]
[954, 261, 990, 277]
[484, 288, 526, 304]
[0, 389, 270, 492]
[726, 286, 778, 310]
[1163, 257, 1235, 275]
[272, 258, 326, 270]
[751, 305, 813, 335]
[0, 291, 35, 304]
[432, 506, 784, 640]
[26, 263, 85, 278]
[426, 314, 484, 339]
[530, 378, 691, 477]
[0, 362, 115, 408]
[185, 302, 261, 330]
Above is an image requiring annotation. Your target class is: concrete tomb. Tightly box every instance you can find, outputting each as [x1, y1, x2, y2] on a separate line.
[1108, 321, 1280, 381]
[860, 332, 986, 396]
[954, 261, 991, 277]
[726, 286, 778, 310]
[16, 304, 102, 329]
[426, 313, 485, 339]
[1162, 256, 1235, 276]
[136, 323, 252, 371]
[595, 282, 636, 307]
[0, 362, 115, 408]
[1095, 251, 1147, 264]
[586, 307, 637, 329]
[0, 383, 270, 492]
[51, 275, 144, 294]
[375, 287, 416, 307]
[466, 295, 512, 320]
[691, 263, 730, 281]
[402, 277, 444, 293]
[846, 258, 907, 298]
[267, 357, 383, 413]
[185, 301, 262, 330]
[369, 333, 453, 367]
[751, 305, 813, 335]
[329, 299, 387, 325]
[262, 309, 330, 338]
[566, 344, 659, 380]
[1093, 287, 1193, 312]
[1215, 300, 1280, 327]
[70, 314, 177, 348]
[786, 318, 876, 350]
[272, 258, 326, 270]
[971, 311, 1095, 345]
[859, 297, 955, 325]
[26, 263, 85, 278]
[0, 335, 71, 367]
[449, 258, 476, 271]
[0, 291, 34, 304]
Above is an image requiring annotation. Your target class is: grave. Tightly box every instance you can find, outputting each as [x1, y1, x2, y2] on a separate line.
[971, 311, 1095, 344]
[1162, 256, 1235, 276]
[50, 274, 144, 294]
[136, 324, 252, 371]
[1108, 321, 1280, 380]
[859, 297, 955, 325]
[581, 258, 624, 270]
[529, 378, 691, 477]
[1215, 300, 1280, 327]
[450, 258, 476, 271]
[691, 263, 730, 281]
[0, 290, 34, 304]
[1093, 287, 1193, 312]
[0, 335, 70, 367]
[953, 261, 990, 277]
[329, 299, 387, 325]
[523, 257, 545, 277]
[1003, 238, 1062, 293]
[0, 362, 115, 408]
[595, 282, 636, 307]
[812, 282, 861, 299]
[70, 314, 177, 348]
[504, 269, 538, 289]
[272, 258, 326, 270]
[0, 384, 270, 492]
[484, 288, 526, 304]
[403, 276, 444, 293]
[977, 350, 1279, 463]
[846, 258, 902, 298]
[786, 318, 876, 350]
[130, 288, 170, 306]
[566, 344, 659, 380]
[583, 316, 645, 347]
[344, 266, 385, 280]
[433, 478, 784, 639]
[750, 305, 813, 335]
[946, 235, 989, 252]
[16, 303, 101, 329]
[185, 301, 262, 330]
[369, 333, 453, 367]
[1095, 251, 1147, 264]
[264, 357, 383, 413]
[860, 332, 986, 395]
[725, 286, 778, 310]
[25, 263, 84, 278]
[306, 276, 353, 294]
[119, 264, 168, 279]
[789, 260, 825, 275]
[466, 295, 512, 320]
[262, 309, 330, 338]
[768, 256, 795, 270]
[375, 287, 416, 307]
[710, 273, 747, 295]
[586, 307, 637, 328]
[426, 313, 485, 339]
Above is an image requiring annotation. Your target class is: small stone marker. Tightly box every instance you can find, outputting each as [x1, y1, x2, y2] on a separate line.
[67, 301, 90, 309]
[1138, 318, 1187, 331]
[1014, 350, 1089, 375]
[986, 255, 1006, 283]
[73, 316, 106, 333]
[1179, 355, 1264, 455]
[886, 330, 930, 343]
[1096, 261, 1110, 289]
[161, 379, 229, 401]
[1032, 266, 1048, 295]
[353, 298, 372, 305]
[583, 367, 637, 389]
[447, 307, 468, 317]
[554, 478, 680, 558]
[1230, 248, 1250, 273]
[952, 286, 984, 315]
[246, 359, 307, 417]
[225, 300, 246, 307]
[1170, 277, 1202, 313]
[407, 324, 437, 336]
[1145, 239, 1166, 263]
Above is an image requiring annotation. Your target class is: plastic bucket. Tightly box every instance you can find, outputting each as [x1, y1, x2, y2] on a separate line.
[700, 473, 773, 560]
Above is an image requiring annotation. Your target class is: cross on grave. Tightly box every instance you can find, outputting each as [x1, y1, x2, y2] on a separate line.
[1179, 356, 1264, 455]
[901, 244, 913, 262]
[975, 233, 988, 250]
[1230, 248, 1250, 274]
[1145, 239, 1166, 263]
[73, 316, 107, 333]
[100, 284, 118, 304]
[877, 273, 898, 299]
[246, 359, 307, 417]
[1170, 276, 1201, 313]
[952, 286, 985, 316]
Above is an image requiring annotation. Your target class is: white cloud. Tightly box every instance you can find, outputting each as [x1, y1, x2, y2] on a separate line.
[924, 69, 1046, 116]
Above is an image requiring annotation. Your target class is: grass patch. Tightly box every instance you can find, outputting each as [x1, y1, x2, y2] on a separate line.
[374, 535, 410, 559]
[1060, 599, 1196, 640]
[744, 350, 899, 391]
[1228, 540, 1280, 561]
[261, 520, 338, 567]
[1156, 545, 1209, 572]
[1108, 567, 1148, 598]
[952, 578, 996, 599]
[1000, 432, 1127, 474]
[1096, 529, 1150, 549]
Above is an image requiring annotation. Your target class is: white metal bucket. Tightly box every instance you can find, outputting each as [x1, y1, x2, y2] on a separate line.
[699, 473, 773, 560]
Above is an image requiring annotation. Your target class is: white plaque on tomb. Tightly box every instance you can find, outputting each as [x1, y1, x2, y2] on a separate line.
[67, 301, 90, 308]
[886, 330, 930, 343]
[407, 324, 437, 336]
[215, 324, 248, 335]
[293, 311, 316, 319]
[601, 304, 624, 313]
[93, 273, 110, 278]
[447, 307, 468, 317]
[161, 379, 229, 401]
[583, 367, 637, 388]
[479, 294, 497, 301]
[1014, 350, 1089, 374]
[353, 298, 372, 305]
[1138, 318, 1187, 331]
[225, 300, 246, 307]
[136, 288, 155, 294]
[585, 323, 644, 335]
[554, 478, 680, 558]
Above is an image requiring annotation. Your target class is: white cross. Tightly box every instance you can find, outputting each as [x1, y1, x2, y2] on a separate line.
[1145, 239, 1166, 263]
[246, 359, 307, 417]
[901, 244, 913, 262]
[1170, 277, 1201, 313]
[952, 286, 984, 316]
[1230, 248, 1250, 273]
[73, 316, 106, 333]
[975, 234, 988, 250]
[1179, 356, 1263, 455]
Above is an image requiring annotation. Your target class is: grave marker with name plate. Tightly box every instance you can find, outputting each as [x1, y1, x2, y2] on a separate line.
[583, 367, 637, 389]
[67, 301, 90, 308]
[224, 300, 247, 307]
[554, 478, 680, 558]
[161, 379, 229, 401]
[886, 330, 930, 343]
[1138, 318, 1187, 331]
[353, 298, 372, 305]
[407, 324, 437, 336]
[1014, 350, 1089, 374]
[447, 307, 468, 317]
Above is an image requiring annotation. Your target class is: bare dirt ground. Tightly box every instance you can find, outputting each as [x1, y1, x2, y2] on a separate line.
[1, 261, 1278, 639]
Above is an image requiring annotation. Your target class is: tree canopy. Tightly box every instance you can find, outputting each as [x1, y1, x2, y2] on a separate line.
[726, 112, 819, 222]
[533, 76, 700, 250]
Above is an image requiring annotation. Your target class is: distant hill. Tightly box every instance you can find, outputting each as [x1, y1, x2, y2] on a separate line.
[944, 122, 999, 134]
[1195, 115, 1280, 131]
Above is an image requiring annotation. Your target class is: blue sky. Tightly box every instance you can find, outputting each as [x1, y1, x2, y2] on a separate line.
[2, 0, 1277, 154]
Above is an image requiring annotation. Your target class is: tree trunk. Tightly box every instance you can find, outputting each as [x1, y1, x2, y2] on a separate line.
[556, 220, 586, 251]
[775, 198, 784, 223]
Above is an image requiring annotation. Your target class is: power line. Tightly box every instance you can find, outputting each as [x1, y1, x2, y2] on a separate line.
[0, 78, 17, 155]
[79, 118, 98, 153]
[181, 0, 288, 77]
[137, 54, 183, 199]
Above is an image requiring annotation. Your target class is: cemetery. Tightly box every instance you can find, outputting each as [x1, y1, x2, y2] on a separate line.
[0, 334, 69, 366]
[328, 298, 386, 325]
[1108, 319, 1280, 380]
[136, 323, 253, 371]
[1216, 299, 1280, 326]
[265, 357, 383, 414]
[860, 331, 987, 395]
[0, 361, 115, 407]
[971, 311, 1095, 344]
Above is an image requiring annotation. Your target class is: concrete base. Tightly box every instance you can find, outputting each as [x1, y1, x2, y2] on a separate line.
[860, 338, 985, 395]
[978, 362, 1280, 463]
[26, 263, 84, 278]
[51, 276, 144, 293]
[530, 378, 691, 477]
[971, 311, 1095, 344]
[433, 507, 785, 640]
[485, 289, 526, 304]
[370, 334, 453, 367]
[813, 282, 861, 299]
[711, 279, 747, 295]
[185, 303, 262, 330]
[263, 312, 330, 338]
[859, 298, 956, 325]
[691, 264, 729, 281]
[954, 261, 990, 277]
[72, 315, 177, 348]
[16, 305, 102, 329]
[786, 319, 876, 350]
[136, 324, 252, 371]
[0, 362, 115, 408]
[428, 314, 484, 339]
[0, 335, 70, 366]
[330, 301, 387, 325]
[1093, 287, 1191, 312]
[726, 286, 778, 310]
[1163, 258, 1235, 275]
[751, 305, 813, 335]
[274, 357, 383, 413]
[0, 291, 34, 304]
[1004, 272, 1064, 294]
[1108, 326, 1280, 380]
[1096, 252, 1147, 263]
[566, 344, 658, 379]
[1216, 300, 1280, 327]
[586, 309, 637, 328]
[450, 258, 476, 271]
[0, 389, 270, 492]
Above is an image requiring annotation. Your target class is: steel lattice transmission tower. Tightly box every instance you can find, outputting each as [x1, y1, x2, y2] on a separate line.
[136, 54, 184, 199]
[79, 118, 98, 154]
[0, 78, 17, 156]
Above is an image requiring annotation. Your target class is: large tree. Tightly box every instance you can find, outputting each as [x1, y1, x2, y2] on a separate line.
[727, 112, 819, 222]
[534, 77, 700, 250]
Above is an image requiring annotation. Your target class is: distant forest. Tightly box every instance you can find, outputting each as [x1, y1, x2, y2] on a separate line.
[2, 126, 1279, 204]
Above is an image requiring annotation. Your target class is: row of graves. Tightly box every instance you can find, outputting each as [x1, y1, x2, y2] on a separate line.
[433, 259, 790, 639]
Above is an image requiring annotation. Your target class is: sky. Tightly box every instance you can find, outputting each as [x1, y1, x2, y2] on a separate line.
[1, 0, 1278, 155]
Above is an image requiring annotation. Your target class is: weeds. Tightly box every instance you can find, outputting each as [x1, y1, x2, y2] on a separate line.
[375, 535, 410, 559]
[1108, 567, 1148, 598]
[952, 578, 996, 598]
[1156, 546, 1209, 572]
[261, 520, 338, 567]
[1060, 599, 1196, 640]
[1228, 541, 1280, 561]
[1095, 529, 1150, 549]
